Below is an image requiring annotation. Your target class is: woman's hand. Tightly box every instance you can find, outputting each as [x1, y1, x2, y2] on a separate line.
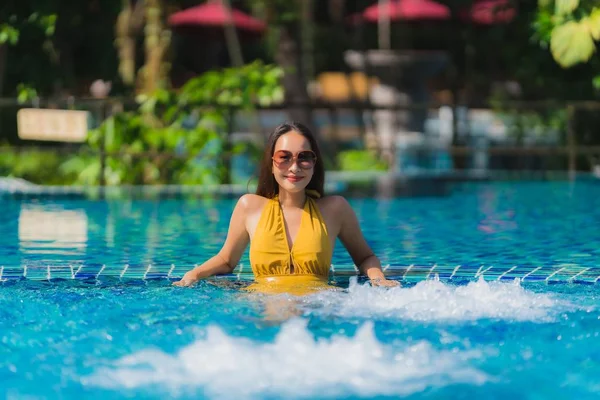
[334, 197, 401, 289]
[370, 277, 400, 287]
[172, 271, 199, 287]
[172, 195, 253, 288]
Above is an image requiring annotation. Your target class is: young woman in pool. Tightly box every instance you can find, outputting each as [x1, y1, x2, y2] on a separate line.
[174, 122, 398, 293]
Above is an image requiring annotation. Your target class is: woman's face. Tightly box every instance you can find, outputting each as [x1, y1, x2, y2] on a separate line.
[271, 131, 316, 195]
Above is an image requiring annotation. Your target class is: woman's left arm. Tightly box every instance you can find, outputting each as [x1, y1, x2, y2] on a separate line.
[335, 197, 399, 287]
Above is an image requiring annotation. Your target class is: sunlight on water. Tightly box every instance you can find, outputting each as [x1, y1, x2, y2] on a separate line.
[85, 318, 487, 399]
[305, 277, 575, 322]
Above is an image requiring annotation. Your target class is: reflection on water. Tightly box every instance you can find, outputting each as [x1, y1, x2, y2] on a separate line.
[19, 206, 88, 257]
[476, 186, 518, 234]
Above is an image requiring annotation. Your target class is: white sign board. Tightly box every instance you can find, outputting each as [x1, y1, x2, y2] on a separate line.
[17, 108, 89, 143]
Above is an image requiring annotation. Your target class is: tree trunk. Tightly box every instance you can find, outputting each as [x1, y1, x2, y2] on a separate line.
[115, 0, 145, 87]
[275, 24, 314, 131]
[142, 0, 171, 94]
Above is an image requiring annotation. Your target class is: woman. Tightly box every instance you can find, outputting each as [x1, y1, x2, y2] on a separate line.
[174, 122, 398, 293]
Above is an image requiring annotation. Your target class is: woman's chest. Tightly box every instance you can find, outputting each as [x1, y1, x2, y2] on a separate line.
[246, 201, 340, 249]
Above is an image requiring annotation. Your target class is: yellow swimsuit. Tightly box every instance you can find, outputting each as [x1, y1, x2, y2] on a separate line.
[246, 191, 334, 295]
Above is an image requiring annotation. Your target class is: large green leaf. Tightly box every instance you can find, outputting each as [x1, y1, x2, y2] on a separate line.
[555, 0, 579, 15]
[550, 20, 596, 67]
[583, 8, 600, 40]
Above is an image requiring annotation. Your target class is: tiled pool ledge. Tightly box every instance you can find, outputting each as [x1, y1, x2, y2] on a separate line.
[1, 264, 599, 284]
[0, 178, 262, 198]
[3, 171, 597, 199]
[0, 177, 347, 198]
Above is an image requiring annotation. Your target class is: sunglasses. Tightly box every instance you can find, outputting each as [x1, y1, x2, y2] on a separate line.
[272, 150, 317, 169]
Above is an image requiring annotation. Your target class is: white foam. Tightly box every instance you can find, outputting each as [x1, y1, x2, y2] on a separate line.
[307, 277, 572, 322]
[85, 319, 487, 399]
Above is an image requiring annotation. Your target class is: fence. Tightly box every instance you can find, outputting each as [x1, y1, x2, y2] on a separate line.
[1, 96, 599, 190]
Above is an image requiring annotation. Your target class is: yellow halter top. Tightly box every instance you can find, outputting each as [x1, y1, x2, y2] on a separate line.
[247, 191, 334, 295]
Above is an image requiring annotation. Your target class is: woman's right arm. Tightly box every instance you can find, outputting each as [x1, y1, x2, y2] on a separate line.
[173, 195, 251, 287]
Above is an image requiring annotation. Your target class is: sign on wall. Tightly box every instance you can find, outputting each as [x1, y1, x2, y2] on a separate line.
[16, 108, 90, 143]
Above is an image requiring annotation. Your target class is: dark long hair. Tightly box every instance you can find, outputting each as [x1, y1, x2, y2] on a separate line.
[255, 122, 325, 199]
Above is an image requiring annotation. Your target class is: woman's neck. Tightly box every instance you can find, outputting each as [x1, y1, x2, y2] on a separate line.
[277, 189, 306, 209]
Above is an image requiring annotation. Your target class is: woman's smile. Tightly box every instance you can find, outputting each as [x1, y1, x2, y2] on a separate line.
[285, 175, 304, 182]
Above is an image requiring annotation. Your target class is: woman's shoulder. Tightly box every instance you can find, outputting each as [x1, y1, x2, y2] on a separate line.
[317, 195, 351, 214]
[238, 193, 270, 213]
[318, 194, 347, 204]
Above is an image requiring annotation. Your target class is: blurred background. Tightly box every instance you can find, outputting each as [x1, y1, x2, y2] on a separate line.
[0, 0, 599, 193]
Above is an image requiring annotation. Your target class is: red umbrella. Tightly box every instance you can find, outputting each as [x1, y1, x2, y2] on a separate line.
[362, 0, 451, 22]
[168, 0, 266, 33]
[464, 0, 516, 25]
[359, 0, 515, 24]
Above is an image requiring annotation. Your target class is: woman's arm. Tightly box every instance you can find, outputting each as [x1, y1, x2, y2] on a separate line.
[173, 195, 251, 287]
[335, 197, 399, 287]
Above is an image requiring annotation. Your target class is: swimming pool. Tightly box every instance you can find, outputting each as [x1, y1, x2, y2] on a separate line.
[1, 180, 600, 399]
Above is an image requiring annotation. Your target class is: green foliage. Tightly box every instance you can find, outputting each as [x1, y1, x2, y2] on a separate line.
[1, 2, 120, 97]
[60, 61, 283, 186]
[0, 24, 20, 45]
[0, 63, 283, 186]
[0, 147, 81, 185]
[508, 110, 568, 144]
[68, 109, 227, 185]
[535, 1, 600, 68]
[490, 89, 569, 144]
[247, 0, 300, 24]
[27, 13, 57, 37]
[16, 84, 38, 104]
[594, 75, 600, 89]
[555, 0, 579, 15]
[337, 150, 388, 172]
[0, 13, 55, 46]
[177, 61, 284, 108]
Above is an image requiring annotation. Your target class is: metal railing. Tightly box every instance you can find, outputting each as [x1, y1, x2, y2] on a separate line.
[1, 97, 599, 188]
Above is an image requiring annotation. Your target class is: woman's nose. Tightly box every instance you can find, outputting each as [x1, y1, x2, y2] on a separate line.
[289, 162, 301, 173]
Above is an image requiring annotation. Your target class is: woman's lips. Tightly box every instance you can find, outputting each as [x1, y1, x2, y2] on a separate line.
[285, 176, 304, 182]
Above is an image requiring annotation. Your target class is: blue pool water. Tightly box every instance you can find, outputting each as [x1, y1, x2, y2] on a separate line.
[1, 180, 600, 399]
